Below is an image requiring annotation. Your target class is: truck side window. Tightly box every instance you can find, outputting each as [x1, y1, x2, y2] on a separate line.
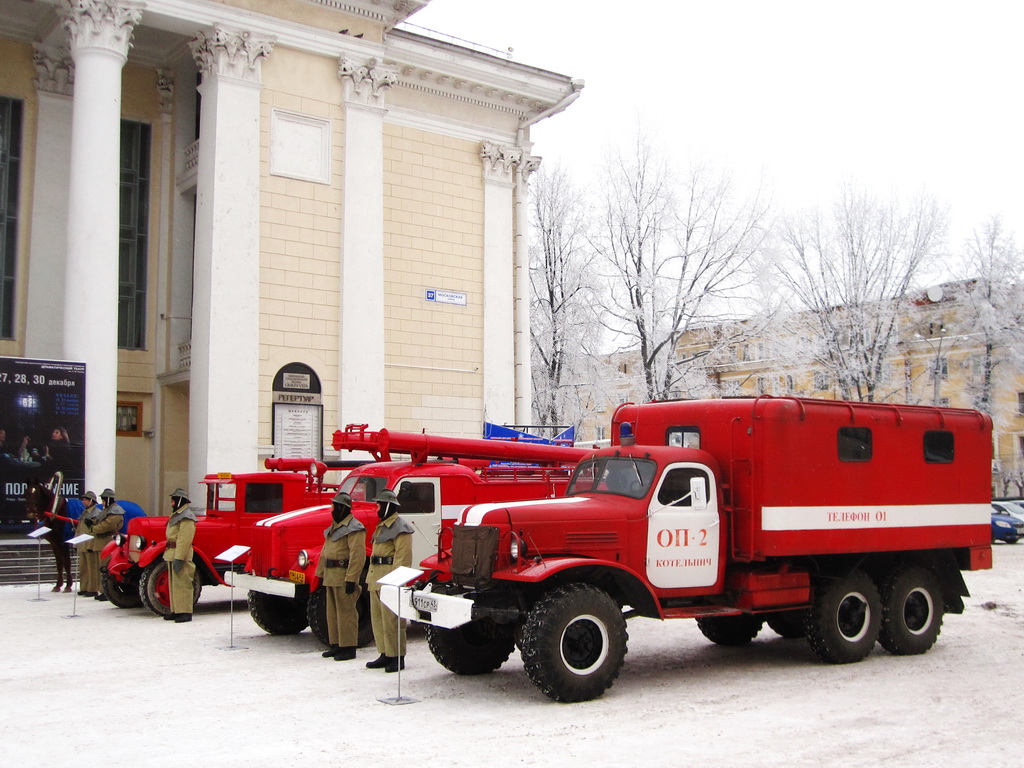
[837, 427, 872, 462]
[658, 468, 709, 507]
[244, 482, 284, 514]
[209, 483, 236, 511]
[396, 481, 435, 515]
[667, 427, 700, 449]
[341, 476, 385, 502]
[924, 431, 954, 464]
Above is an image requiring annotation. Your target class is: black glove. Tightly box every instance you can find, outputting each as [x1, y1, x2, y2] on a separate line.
[345, 581, 356, 594]
[85, 518, 94, 528]
[172, 559, 184, 574]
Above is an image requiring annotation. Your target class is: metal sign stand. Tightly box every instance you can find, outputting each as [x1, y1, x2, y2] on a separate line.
[27, 526, 52, 602]
[376, 566, 423, 706]
[63, 533, 93, 618]
[215, 545, 251, 651]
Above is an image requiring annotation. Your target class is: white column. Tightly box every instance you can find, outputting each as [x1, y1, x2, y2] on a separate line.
[187, 26, 274, 487]
[60, 0, 143, 491]
[480, 142, 520, 426]
[336, 57, 397, 429]
[26, 46, 74, 360]
[513, 153, 541, 424]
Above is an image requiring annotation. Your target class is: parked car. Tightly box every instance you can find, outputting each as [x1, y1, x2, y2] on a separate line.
[991, 502, 1024, 544]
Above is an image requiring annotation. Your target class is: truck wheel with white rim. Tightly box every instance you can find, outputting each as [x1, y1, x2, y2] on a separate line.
[696, 613, 764, 645]
[139, 560, 202, 617]
[878, 566, 943, 655]
[805, 570, 881, 664]
[248, 591, 309, 635]
[426, 620, 516, 675]
[101, 571, 142, 609]
[520, 583, 628, 702]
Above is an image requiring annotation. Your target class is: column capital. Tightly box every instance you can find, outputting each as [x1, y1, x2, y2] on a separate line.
[190, 26, 275, 84]
[33, 44, 75, 97]
[338, 56, 398, 108]
[59, 0, 144, 60]
[481, 141, 533, 185]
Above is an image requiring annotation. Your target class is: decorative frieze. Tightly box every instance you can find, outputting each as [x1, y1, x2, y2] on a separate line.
[33, 44, 75, 97]
[338, 56, 399, 108]
[190, 26, 275, 84]
[58, 0, 144, 59]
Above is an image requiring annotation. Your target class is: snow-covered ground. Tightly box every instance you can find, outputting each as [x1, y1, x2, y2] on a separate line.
[3, 544, 1023, 768]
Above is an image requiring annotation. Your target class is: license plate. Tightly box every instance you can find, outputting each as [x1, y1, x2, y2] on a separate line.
[288, 570, 306, 584]
[412, 593, 438, 613]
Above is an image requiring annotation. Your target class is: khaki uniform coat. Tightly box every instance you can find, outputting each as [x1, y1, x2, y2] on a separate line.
[163, 510, 197, 615]
[315, 513, 367, 647]
[76, 503, 123, 592]
[367, 514, 414, 657]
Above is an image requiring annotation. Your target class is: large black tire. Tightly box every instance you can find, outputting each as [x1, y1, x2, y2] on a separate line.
[696, 614, 764, 646]
[101, 572, 143, 609]
[520, 583, 628, 703]
[878, 566, 943, 655]
[427, 620, 516, 675]
[805, 570, 881, 664]
[248, 591, 309, 635]
[765, 609, 807, 639]
[139, 560, 202, 617]
[307, 587, 374, 648]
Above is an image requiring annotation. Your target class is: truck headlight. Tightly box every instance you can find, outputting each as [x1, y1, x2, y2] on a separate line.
[510, 534, 524, 562]
[133, 535, 147, 549]
[297, 550, 309, 568]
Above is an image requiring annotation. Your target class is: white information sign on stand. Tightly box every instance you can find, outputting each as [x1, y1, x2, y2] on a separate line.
[27, 527, 52, 602]
[64, 534, 93, 618]
[215, 545, 251, 650]
[376, 566, 424, 706]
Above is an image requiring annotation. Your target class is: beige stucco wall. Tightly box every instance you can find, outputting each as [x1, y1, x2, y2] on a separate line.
[382, 125, 485, 436]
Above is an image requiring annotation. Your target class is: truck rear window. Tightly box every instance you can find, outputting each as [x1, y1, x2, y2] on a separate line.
[924, 431, 954, 463]
[838, 427, 872, 462]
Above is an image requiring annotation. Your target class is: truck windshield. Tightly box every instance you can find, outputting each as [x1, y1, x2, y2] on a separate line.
[567, 456, 657, 499]
[339, 474, 386, 503]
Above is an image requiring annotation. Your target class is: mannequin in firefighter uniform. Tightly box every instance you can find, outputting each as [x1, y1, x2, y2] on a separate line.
[365, 489, 414, 672]
[76, 491, 123, 598]
[315, 492, 366, 661]
[163, 489, 197, 623]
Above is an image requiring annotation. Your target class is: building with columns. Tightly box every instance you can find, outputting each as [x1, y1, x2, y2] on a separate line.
[0, 0, 581, 511]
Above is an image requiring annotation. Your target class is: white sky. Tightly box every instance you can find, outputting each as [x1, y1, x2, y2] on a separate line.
[410, 0, 1024, 252]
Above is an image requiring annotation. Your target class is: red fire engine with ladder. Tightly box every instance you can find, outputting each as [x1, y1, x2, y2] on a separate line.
[232, 424, 588, 645]
[385, 397, 993, 702]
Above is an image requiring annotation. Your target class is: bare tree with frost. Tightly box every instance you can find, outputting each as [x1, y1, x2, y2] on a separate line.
[773, 186, 948, 402]
[592, 133, 771, 402]
[529, 165, 606, 431]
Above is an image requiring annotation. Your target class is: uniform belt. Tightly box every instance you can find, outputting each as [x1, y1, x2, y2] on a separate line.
[324, 558, 349, 568]
[370, 556, 393, 565]
[165, 542, 175, 549]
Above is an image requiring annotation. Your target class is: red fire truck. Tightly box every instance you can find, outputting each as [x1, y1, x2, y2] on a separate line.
[100, 460, 345, 615]
[386, 397, 994, 702]
[234, 425, 588, 645]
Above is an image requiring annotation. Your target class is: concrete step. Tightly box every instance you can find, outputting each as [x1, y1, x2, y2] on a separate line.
[0, 540, 79, 586]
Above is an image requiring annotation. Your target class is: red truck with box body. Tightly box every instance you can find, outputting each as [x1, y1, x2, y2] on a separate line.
[101, 460, 345, 614]
[387, 397, 993, 701]
[232, 425, 588, 645]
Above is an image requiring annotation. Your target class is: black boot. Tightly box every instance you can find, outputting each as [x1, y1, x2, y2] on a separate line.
[365, 653, 388, 669]
[322, 645, 340, 658]
[384, 656, 405, 673]
[334, 647, 356, 661]
[94, 594, 108, 602]
[174, 613, 192, 623]
[163, 613, 178, 621]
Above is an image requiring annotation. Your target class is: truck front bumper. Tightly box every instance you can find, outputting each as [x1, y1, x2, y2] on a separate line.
[378, 583, 475, 629]
[225, 571, 298, 598]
